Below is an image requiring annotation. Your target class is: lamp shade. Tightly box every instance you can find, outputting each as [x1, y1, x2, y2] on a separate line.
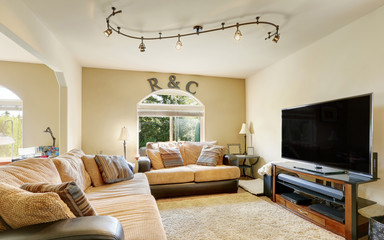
[239, 123, 247, 134]
[118, 126, 129, 141]
[0, 132, 15, 145]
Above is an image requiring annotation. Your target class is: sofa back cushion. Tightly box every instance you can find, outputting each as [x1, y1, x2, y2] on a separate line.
[183, 141, 218, 165]
[146, 141, 180, 150]
[159, 147, 184, 168]
[81, 155, 105, 187]
[52, 149, 92, 191]
[0, 158, 62, 187]
[146, 149, 165, 169]
[196, 145, 226, 166]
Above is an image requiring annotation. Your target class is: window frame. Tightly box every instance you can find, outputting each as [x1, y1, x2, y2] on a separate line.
[137, 89, 205, 152]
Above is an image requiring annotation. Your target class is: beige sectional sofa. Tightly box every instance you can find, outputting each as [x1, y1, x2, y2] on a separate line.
[139, 141, 241, 198]
[0, 149, 166, 240]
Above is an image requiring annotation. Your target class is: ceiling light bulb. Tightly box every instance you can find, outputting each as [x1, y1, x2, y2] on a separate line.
[104, 28, 112, 37]
[175, 35, 183, 50]
[139, 37, 146, 52]
[234, 23, 242, 41]
[273, 33, 280, 43]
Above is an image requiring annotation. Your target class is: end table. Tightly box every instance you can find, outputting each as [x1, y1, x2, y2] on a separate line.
[234, 155, 260, 178]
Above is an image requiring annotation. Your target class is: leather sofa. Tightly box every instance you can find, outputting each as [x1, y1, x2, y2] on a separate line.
[0, 149, 166, 240]
[138, 141, 241, 199]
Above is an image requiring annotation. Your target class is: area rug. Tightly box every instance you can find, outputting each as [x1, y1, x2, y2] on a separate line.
[157, 192, 343, 240]
[239, 178, 264, 195]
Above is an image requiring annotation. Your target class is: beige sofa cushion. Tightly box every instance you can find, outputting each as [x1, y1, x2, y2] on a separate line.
[187, 164, 240, 182]
[145, 166, 194, 185]
[146, 149, 164, 169]
[90, 194, 166, 240]
[183, 141, 218, 165]
[52, 149, 92, 191]
[85, 173, 151, 200]
[0, 183, 75, 231]
[81, 155, 104, 187]
[146, 141, 180, 150]
[0, 158, 62, 187]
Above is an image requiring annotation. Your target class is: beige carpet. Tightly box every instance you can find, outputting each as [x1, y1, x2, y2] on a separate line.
[157, 192, 344, 240]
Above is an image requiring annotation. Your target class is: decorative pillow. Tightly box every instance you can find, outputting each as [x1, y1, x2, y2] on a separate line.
[127, 161, 135, 173]
[0, 183, 75, 231]
[183, 141, 218, 165]
[52, 149, 92, 191]
[146, 148, 165, 169]
[159, 147, 184, 168]
[196, 145, 226, 166]
[94, 155, 134, 183]
[21, 181, 97, 217]
[81, 155, 104, 187]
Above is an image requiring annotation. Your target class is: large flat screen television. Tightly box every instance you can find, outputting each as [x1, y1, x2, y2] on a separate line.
[282, 93, 373, 177]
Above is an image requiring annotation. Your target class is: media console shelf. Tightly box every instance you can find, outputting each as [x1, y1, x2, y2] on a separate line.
[272, 162, 377, 240]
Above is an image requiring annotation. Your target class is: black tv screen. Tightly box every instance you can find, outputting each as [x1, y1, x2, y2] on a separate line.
[282, 94, 372, 176]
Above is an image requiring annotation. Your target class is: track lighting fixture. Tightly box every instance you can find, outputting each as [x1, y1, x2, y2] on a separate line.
[104, 28, 112, 37]
[104, 7, 280, 52]
[139, 37, 146, 52]
[175, 34, 183, 50]
[273, 33, 280, 43]
[234, 23, 242, 41]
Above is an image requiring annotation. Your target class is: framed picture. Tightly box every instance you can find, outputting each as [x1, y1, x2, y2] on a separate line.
[247, 147, 254, 156]
[227, 144, 241, 155]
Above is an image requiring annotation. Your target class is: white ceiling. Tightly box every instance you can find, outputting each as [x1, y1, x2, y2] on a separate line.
[2, 0, 384, 78]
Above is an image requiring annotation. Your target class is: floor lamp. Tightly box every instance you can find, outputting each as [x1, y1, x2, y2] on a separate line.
[119, 126, 129, 159]
[0, 120, 15, 160]
[239, 123, 247, 155]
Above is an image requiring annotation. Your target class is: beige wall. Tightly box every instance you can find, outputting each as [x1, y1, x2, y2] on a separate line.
[0, 61, 59, 148]
[82, 68, 245, 161]
[1, 0, 83, 152]
[246, 6, 384, 204]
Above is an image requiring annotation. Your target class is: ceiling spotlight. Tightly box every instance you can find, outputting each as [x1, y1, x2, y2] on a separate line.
[104, 28, 112, 37]
[139, 37, 146, 52]
[273, 33, 280, 43]
[234, 23, 242, 41]
[175, 34, 183, 50]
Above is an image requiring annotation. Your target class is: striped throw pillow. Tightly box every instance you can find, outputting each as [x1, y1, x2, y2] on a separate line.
[21, 181, 96, 217]
[94, 155, 134, 183]
[159, 147, 184, 168]
[196, 145, 226, 166]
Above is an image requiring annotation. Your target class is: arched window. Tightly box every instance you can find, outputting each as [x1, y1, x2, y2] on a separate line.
[0, 86, 22, 162]
[137, 89, 205, 148]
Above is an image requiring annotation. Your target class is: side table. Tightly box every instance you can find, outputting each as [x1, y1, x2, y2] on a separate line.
[234, 155, 260, 178]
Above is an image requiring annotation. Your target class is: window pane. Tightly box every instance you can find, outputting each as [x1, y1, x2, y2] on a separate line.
[0, 112, 22, 160]
[139, 117, 170, 148]
[173, 117, 200, 142]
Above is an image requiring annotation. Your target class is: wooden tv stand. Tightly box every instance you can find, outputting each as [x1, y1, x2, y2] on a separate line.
[272, 162, 377, 240]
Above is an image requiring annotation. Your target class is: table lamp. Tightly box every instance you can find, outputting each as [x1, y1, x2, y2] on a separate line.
[239, 123, 247, 155]
[118, 126, 129, 159]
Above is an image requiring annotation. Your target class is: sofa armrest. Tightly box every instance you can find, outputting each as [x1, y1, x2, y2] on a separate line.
[223, 154, 239, 166]
[0, 216, 124, 240]
[138, 156, 151, 172]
